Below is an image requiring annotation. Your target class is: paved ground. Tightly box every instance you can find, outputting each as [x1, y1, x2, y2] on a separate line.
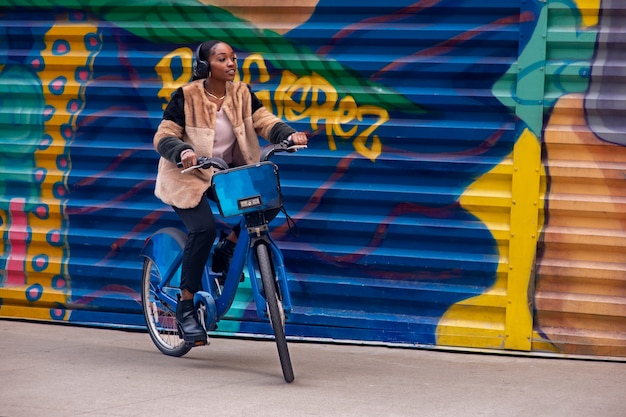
[0, 319, 624, 417]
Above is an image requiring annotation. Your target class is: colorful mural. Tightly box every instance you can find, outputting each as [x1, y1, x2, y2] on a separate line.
[533, 0, 626, 357]
[0, 0, 623, 357]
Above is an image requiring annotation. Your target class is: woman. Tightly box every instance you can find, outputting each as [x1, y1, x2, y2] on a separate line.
[153, 40, 308, 344]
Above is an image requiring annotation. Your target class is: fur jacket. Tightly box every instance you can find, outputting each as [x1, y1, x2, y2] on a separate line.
[153, 80, 295, 209]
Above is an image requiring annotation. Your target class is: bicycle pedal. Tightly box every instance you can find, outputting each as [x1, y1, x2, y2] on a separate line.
[185, 339, 208, 348]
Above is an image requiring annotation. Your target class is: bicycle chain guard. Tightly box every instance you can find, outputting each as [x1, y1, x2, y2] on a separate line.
[194, 291, 218, 331]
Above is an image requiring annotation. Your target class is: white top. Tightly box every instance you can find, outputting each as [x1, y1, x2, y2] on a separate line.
[213, 107, 236, 165]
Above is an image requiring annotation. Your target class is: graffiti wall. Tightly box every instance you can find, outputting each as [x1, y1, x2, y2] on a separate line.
[0, 0, 624, 358]
[533, 0, 626, 357]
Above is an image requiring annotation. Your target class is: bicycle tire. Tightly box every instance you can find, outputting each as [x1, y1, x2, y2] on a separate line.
[141, 256, 191, 357]
[256, 243, 294, 383]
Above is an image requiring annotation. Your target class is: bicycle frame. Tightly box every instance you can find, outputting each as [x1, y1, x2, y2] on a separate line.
[140, 182, 293, 332]
[199, 219, 292, 317]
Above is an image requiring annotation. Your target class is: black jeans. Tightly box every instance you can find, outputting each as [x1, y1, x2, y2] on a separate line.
[173, 196, 216, 294]
[173, 191, 277, 293]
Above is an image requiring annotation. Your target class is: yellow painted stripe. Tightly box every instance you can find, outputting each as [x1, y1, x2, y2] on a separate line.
[505, 128, 544, 350]
[438, 128, 550, 351]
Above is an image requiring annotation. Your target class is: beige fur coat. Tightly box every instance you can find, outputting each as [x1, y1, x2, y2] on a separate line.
[153, 80, 291, 209]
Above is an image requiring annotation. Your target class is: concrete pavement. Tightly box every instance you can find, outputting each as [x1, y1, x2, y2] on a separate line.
[0, 319, 624, 417]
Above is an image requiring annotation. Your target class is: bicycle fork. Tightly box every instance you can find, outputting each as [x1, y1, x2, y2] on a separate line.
[247, 235, 293, 320]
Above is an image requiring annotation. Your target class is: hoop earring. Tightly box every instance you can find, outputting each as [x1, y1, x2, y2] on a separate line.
[208, 71, 211, 79]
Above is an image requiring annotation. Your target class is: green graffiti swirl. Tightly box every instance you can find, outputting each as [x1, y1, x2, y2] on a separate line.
[2, 0, 425, 116]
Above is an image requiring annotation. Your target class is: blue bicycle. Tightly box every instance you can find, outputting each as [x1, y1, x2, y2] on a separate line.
[140, 141, 305, 383]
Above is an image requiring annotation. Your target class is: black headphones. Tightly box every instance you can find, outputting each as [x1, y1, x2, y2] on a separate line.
[192, 43, 210, 79]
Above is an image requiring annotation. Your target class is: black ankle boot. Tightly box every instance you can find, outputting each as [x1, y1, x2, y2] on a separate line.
[176, 299, 206, 343]
[212, 231, 236, 275]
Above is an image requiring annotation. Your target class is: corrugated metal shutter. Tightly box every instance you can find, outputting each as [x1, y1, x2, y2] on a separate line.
[0, 0, 623, 359]
[534, 0, 626, 357]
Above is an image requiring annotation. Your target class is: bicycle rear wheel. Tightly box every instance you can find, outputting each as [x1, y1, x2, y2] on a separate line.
[256, 243, 294, 383]
[141, 256, 191, 357]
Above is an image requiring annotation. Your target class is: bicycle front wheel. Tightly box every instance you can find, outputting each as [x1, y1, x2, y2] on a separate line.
[256, 243, 294, 383]
[141, 256, 191, 357]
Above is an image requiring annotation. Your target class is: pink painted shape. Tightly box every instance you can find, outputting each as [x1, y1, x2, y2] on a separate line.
[6, 198, 28, 286]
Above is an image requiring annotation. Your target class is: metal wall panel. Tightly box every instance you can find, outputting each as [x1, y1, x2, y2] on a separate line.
[0, 0, 623, 359]
[534, 0, 626, 357]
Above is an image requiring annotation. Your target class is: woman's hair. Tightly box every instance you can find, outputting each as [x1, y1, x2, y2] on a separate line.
[192, 40, 222, 80]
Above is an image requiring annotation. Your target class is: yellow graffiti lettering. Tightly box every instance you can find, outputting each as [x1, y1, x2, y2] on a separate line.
[328, 96, 359, 148]
[156, 48, 193, 110]
[242, 53, 272, 109]
[241, 55, 387, 161]
[353, 105, 385, 160]
[273, 70, 298, 119]
[241, 53, 271, 84]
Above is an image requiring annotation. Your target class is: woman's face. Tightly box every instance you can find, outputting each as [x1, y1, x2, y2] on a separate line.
[209, 42, 237, 82]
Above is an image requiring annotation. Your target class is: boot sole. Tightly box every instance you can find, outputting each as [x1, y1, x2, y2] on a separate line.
[177, 324, 208, 345]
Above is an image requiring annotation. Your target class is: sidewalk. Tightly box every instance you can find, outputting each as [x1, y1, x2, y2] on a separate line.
[0, 319, 624, 417]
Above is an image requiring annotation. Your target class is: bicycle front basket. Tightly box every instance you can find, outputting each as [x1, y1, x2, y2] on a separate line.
[211, 161, 282, 217]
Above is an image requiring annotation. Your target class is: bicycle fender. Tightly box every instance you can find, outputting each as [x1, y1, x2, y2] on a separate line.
[139, 227, 186, 285]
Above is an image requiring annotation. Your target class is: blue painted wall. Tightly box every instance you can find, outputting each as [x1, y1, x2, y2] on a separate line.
[0, 0, 624, 357]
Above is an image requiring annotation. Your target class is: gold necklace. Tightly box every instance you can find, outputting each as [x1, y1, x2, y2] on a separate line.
[206, 90, 225, 100]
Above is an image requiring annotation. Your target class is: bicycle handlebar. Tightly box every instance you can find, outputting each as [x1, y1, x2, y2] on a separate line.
[178, 139, 306, 174]
[260, 139, 307, 162]
[179, 156, 228, 174]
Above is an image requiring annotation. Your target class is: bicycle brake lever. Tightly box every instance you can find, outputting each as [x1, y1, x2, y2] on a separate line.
[286, 144, 307, 152]
[180, 164, 202, 174]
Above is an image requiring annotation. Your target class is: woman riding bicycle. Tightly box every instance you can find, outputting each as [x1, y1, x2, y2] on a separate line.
[152, 40, 308, 344]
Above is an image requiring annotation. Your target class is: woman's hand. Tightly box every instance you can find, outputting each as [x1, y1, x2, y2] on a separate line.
[180, 149, 197, 169]
[289, 132, 308, 146]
